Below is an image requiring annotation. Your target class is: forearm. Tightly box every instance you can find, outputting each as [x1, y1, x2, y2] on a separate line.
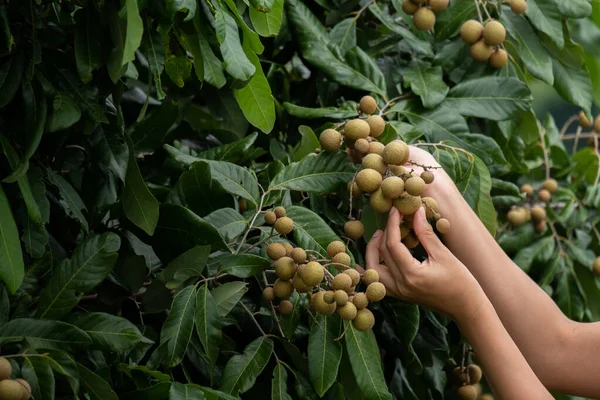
[456, 294, 553, 400]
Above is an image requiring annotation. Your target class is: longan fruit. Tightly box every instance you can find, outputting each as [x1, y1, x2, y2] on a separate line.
[274, 206, 286, 218]
[327, 241, 346, 257]
[436, 218, 451, 234]
[348, 181, 363, 197]
[520, 184, 534, 196]
[275, 257, 296, 280]
[483, 20, 506, 46]
[535, 220, 547, 233]
[468, 364, 483, 384]
[460, 20, 484, 44]
[354, 138, 370, 154]
[510, 0, 527, 14]
[405, 176, 425, 196]
[338, 302, 358, 320]
[400, 223, 411, 239]
[595, 116, 600, 133]
[323, 291, 335, 304]
[16, 379, 31, 400]
[366, 282, 386, 302]
[394, 193, 422, 215]
[264, 211, 277, 225]
[363, 269, 379, 285]
[531, 205, 546, 222]
[267, 243, 287, 260]
[401, 0, 420, 15]
[353, 308, 375, 331]
[320, 129, 342, 152]
[368, 141, 385, 156]
[300, 261, 324, 286]
[293, 273, 312, 293]
[389, 165, 409, 177]
[403, 232, 420, 249]
[275, 217, 294, 235]
[332, 252, 351, 269]
[366, 115, 386, 138]
[421, 197, 438, 218]
[334, 289, 349, 306]
[344, 220, 365, 240]
[239, 198, 247, 213]
[343, 269, 361, 286]
[593, 257, 600, 277]
[332, 273, 353, 292]
[279, 300, 293, 315]
[458, 385, 478, 400]
[470, 39, 493, 62]
[0, 380, 24, 400]
[273, 279, 294, 298]
[0, 358, 11, 380]
[352, 292, 369, 309]
[313, 291, 337, 315]
[479, 395, 495, 400]
[489, 48, 508, 68]
[383, 140, 409, 165]
[370, 188, 394, 213]
[413, 7, 436, 31]
[429, 0, 449, 12]
[362, 153, 388, 175]
[263, 287, 275, 301]
[579, 111, 592, 129]
[281, 242, 293, 256]
[344, 119, 371, 141]
[420, 171, 434, 184]
[542, 179, 558, 194]
[359, 96, 378, 115]
[507, 208, 527, 227]
[381, 176, 405, 199]
[538, 189, 551, 203]
[355, 168, 383, 193]
[291, 248, 306, 264]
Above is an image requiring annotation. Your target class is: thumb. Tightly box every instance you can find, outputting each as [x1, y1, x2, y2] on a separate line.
[412, 207, 446, 257]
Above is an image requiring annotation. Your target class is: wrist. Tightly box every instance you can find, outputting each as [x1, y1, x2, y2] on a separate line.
[452, 286, 491, 325]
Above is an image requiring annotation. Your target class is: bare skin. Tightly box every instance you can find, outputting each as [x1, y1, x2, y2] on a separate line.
[368, 146, 600, 398]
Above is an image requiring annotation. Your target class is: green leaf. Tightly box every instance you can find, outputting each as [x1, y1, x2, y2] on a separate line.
[272, 364, 292, 400]
[403, 60, 448, 109]
[204, 160, 260, 207]
[234, 44, 276, 134]
[46, 351, 79, 394]
[55, 69, 107, 123]
[180, 161, 235, 217]
[269, 152, 355, 193]
[204, 208, 247, 242]
[345, 47, 387, 96]
[286, 206, 343, 256]
[78, 363, 119, 400]
[107, 0, 144, 83]
[37, 233, 121, 319]
[211, 281, 249, 317]
[170, 382, 206, 399]
[385, 299, 420, 349]
[220, 336, 274, 395]
[160, 285, 197, 368]
[89, 127, 128, 182]
[525, 0, 563, 48]
[218, 254, 271, 278]
[367, 4, 432, 55]
[434, 0, 477, 40]
[444, 77, 532, 121]
[283, 103, 358, 120]
[551, 58, 593, 117]
[329, 18, 356, 55]
[279, 291, 304, 339]
[166, 55, 192, 88]
[162, 245, 210, 288]
[0, 52, 24, 108]
[0, 184, 24, 293]
[46, 170, 88, 231]
[166, 0, 197, 21]
[221, 0, 265, 55]
[46, 92, 82, 133]
[197, 132, 260, 163]
[74, 7, 103, 84]
[21, 217, 48, 259]
[513, 236, 556, 272]
[556, 268, 584, 320]
[21, 355, 54, 400]
[130, 101, 179, 152]
[72, 312, 152, 353]
[141, 29, 166, 100]
[0, 319, 91, 350]
[185, 14, 227, 88]
[345, 324, 392, 400]
[308, 314, 342, 396]
[122, 138, 160, 235]
[293, 126, 321, 161]
[558, 0, 592, 18]
[217, 10, 256, 81]
[250, 0, 284, 37]
[195, 284, 222, 366]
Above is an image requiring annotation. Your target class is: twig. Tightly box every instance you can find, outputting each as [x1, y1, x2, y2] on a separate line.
[473, 0, 483, 22]
[480, 0, 493, 20]
[560, 115, 579, 138]
[240, 301, 267, 336]
[335, 321, 351, 341]
[573, 126, 582, 155]
[243, 231, 276, 254]
[548, 220, 565, 256]
[537, 123, 551, 181]
[593, 134, 600, 187]
[562, 133, 597, 140]
[129, 296, 145, 326]
[352, 0, 375, 21]
[378, 94, 411, 116]
[260, 272, 286, 338]
[2, 353, 48, 359]
[235, 191, 267, 254]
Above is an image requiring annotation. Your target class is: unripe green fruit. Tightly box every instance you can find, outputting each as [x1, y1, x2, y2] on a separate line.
[366, 282, 386, 302]
[343, 269, 361, 286]
[352, 292, 369, 309]
[370, 188, 393, 213]
[354, 138, 370, 154]
[470, 39, 493, 62]
[332, 274, 353, 291]
[275, 257, 296, 280]
[263, 287, 275, 301]
[366, 115, 386, 138]
[520, 184, 534, 196]
[368, 141, 385, 156]
[362, 153, 388, 175]
[401, 0, 420, 15]
[468, 364, 483, 384]
[0, 380, 24, 400]
[429, 0, 449, 12]
[327, 241, 346, 257]
[275, 217, 294, 235]
[383, 140, 409, 165]
[507, 208, 527, 227]
[338, 302, 358, 320]
[381, 176, 405, 199]
[0, 357, 11, 380]
[320, 129, 342, 152]
[323, 291, 335, 304]
[538, 189, 551, 203]
[356, 169, 383, 193]
[279, 300, 293, 315]
[291, 248, 306, 264]
[394, 193, 422, 215]
[264, 211, 277, 225]
[344, 220, 365, 240]
[531, 205, 546, 222]
[593, 257, 600, 277]
[267, 243, 286, 260]
[433, 213, 441, 221]
[300, 261, 324, 286]
[579, 111, 592, 128]
[542, 178, 558, 194]
[274, 206, 286, 218]
[332, 252, 351, 269]
[436, 218, 451, 234]
[420, 171, 434, 184]
[483, 20, 506, 46]
[460, 20, 484, 44]
[510, 0, 527, 14]
[422, 197, 438, 218]
[489, 48, 508, 68]
[359, 96, 378, 115]
[344, 119, 371, 141]
[362, 269, 379, 285]
[413, 7, 436, 31]
[334, 289, 349, 306]
[314, 291, 337, 315]
[353, 308, 375, 331]
[273, 279, 294, 298]
[403, 232, 420, 249]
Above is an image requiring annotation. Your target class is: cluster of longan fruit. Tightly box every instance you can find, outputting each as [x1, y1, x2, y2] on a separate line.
[506, 179, 558, 232]
[460, 19, 507, 68]
[263, 239, 386, 332]
[453, 364, 492, 400]
[0, 358, 31, 400]
[264, 206, 295, 235]
[401, 0, 449, 31]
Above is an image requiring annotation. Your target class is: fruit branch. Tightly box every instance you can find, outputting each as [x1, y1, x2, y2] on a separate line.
[260, 271, 287, 338]
[235, 191, 268, 254]
[352, 0, 375, 22]
[473, 0, 484, 22]
[239, 301, 268, 337]
[406, 161, 443, 170]
[559, 114, 579, 138]
[592, 134, 600, 187]
[378, 94, 411, 116]
[2, 353, 48, 359]
[537, 122, 551, 181]
[572, 126, 582, 155]
[548, 220, 565, 256]
[561, 132, 598, 140]
[243, 229, 275, 254]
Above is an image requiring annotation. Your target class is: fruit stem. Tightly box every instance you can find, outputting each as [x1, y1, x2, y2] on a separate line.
[473, 0, 484, 22]
[479, 0, 493, 20]
[242, 230, 276, 254]
[572, 125, 583, 155]
[406, 161, 443, 170]
[537, 121, 552, 181]
[235, 190, 268, 254]
[378, 94, 411, 116]
[1, 353, 48, 359]
[259, 272, 286, 338]
[559, 114, 580, 138]
[335, 321, 350, 341]
[239, 301, 268, 337]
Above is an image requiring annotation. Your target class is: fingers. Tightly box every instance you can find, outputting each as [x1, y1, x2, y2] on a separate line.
[366, 230, 384, 269]
[386, 208, 415, 266]
[407, 146, 440, 168]
[412, 207, 446, 257]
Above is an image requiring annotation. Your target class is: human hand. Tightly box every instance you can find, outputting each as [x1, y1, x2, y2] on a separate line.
[366, 206, 485, 321]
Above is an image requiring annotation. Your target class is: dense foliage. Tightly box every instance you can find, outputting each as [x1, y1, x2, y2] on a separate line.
[0, 0, 599, 399]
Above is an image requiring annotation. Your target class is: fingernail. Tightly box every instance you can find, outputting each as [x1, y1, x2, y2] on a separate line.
[389, 207, 396, 216]
[373, 230, 382, 238]
[419, 207, 426, 218]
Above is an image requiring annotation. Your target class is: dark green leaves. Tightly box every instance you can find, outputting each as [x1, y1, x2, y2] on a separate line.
[142, 29, 166, 100]
[403, 60, 448, 108]
[525, 0, 563, 48]
[272, 364, 292, 400]
[78, 363, 119, 400]
[166, 0, 197, 21]
[217, 11, 256, 81]
[250, 0, 284, 37]
[46, 92, 82, 133]
[0, 319, 92, 350]
[74, 7, 103, 84]
[180, 161, 234, 217]
[159, 285, 197, 368]
[308, 314, 342, 396]
[220, 336, 274, 395]
[286, 206, 343, 256]
[211, 281, 248, 317]
[170, 382, 207, 399]
[195, 284, 222, 366]
[0, 184, 24, 293]
[46, 170, 88, 231]
[107, 0, 143, 83]
[21, 356, 54, 400]
[218, 255, 271, 278]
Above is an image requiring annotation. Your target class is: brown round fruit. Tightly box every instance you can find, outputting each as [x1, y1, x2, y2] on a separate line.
[0, 357, 11, 380]
[343, 269, 361, 286]
[401, 0, 420, 15]
[323, 291, 335, 304]
[579, 111, 592, 128]
[353, 308, 375, 331]
[507, 208, 527, 227]
[332, 273, 353, 291]
[363, 269, 380, 285]
[273, 279, 294, 298]
[354, 138, 370, 154]
[535, 220, 547, 233]
[275, 217, 294, 235]
[542, 178, 558, 194]
[420, 171, 434, 184]
[520, 184, 534, 196]
[368, 141, 385, 156]
[366, 115, 386, 138]
[281, 242, 293, 256]
[461, 20, 484, 44]
[383, 140, 409, 165]
[421, 197, 438, 218]
[355, 168, 383, 193]
[314, 291, 337, 315]
[470, 39, 493, 62]
[345, 220, 365, 240]
[489, 48, 508, 68]
[300, 261, 324, 286]
[352, 292, 369, 309]
[267, 243, 286, 260]
[327, 241, 346, 257]
[275, 257, 296, 280]
[479, 395, 495, 400]
[348, 181, 363, 197]
[594, 116, 600, 133]
[332, 252, 351, 269]
[0, 380, 24, 400]
[263, 287, 275, 301]
[274, 206, 286, 218]
[381, 176, 405, 199]
[334, 290, 349, 306]
[531, 205, 546, 222]
[483, 20, 506, 46]
[394, 193, 422, 215]
[593, 257, 600, 277]
[338, 302, 358, 320]
[320, 129, 342, 152]
[436, 218, 451, 234]
[366, 282, 386, 302]
[279, 300, 293, 315]
[362, 153, 388, 175]
[389, 165, 409, 177]
[538, 189, 551, 203]
[370, 189, 393, 213]
[359, 95, 378, 115]
[413, 7, 436, 31]
[429, 0, 449, 12]
[400, 223, 411, 239]
[15, 379, 30, 400]
[344, 119, 371, 141]
[291, 248, 306, 264]
[510, 0, 527, 14]
[264, 211, 277, 225]
[458, 385, 478, 400]
[405, 176, 425, 196]
[468, 364, 483, 384]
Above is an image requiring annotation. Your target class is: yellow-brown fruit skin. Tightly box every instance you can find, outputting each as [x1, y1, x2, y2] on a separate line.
[320, 129, 342, 152]
[279, 300, 293, 315]
[344, 220, 365, 240]
[274, 206, 286, 218]
[421, 171, 434, 184]
[344, 119, 371, 141]
[362, 153, 388, 175]
[332, 274, 353, 291]
[323, 291, 335, 304]
[510, 0, 527, 14]
[327, 241, 346, 257]
[352, 292, 369, 309]
[535, 220, 547, 233]
[267, 243, 286, 260]
[264, 211, 277, 225]
[593, 257, 600, 277]
[370, 189, 393, 214]
[401, 0, 420, 15]
[263, 287, 275, 301]
[354, 138, 370, 154]
[458, 385, 478, 400]
[394, 193, 422, 215]
[538, 189, 551, 203]
[531, 205, 546, 222]
[282, 242, 293, 256]
[413, 7, 436, 31]
[332, 252, 351, 269]
[355, 168, 383, 193]
[363, 269, 380, 286]
[334, 290, 349, 306]
[368, 142, 385, 156]
[343, 269, 361, 286]
[470, 39, 493, 62]
[275, 257, 296, 280]
[483, 20, 506, 46]
[383, 140, 409, 165]
[542, 178, 558, 194]
[593, 115, 600, 133]
[479, 395, 495, 400]
[366, 115, 386, 138]
[314, 291, 337, 315]
[400, 223, 411, 239]
[353, 308, 375, 331]
[422, 197, 438, 218]
[294, 273, 312, 293]
[300, 261, 324, 286]
[359, 96, 378, 115]
[489, 48, 508, 68]
[520, 184, 534, 196]
[273, 279, 294, 298]
[429, 0, 449, 12]
[507, 208, 527, 227]
[461, 20, 484, 44]
[291, 248, 307, 264]
[579, 111, 592, 128]
[405, 176, 425, 196]
[15, 379, 31, 400]
[0, 357, 11, 380]
[366, 282, 386, 302]
[468, 364, 483, 384]
[436, 218, 451, 234]
[338, 302, 358, 320]
[390, 165, 408, 177]
[0, 380, 25, 400]
[274, 217, 294, 235]
[381, 177, 405, 199]
[403, 232, 420, 249]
